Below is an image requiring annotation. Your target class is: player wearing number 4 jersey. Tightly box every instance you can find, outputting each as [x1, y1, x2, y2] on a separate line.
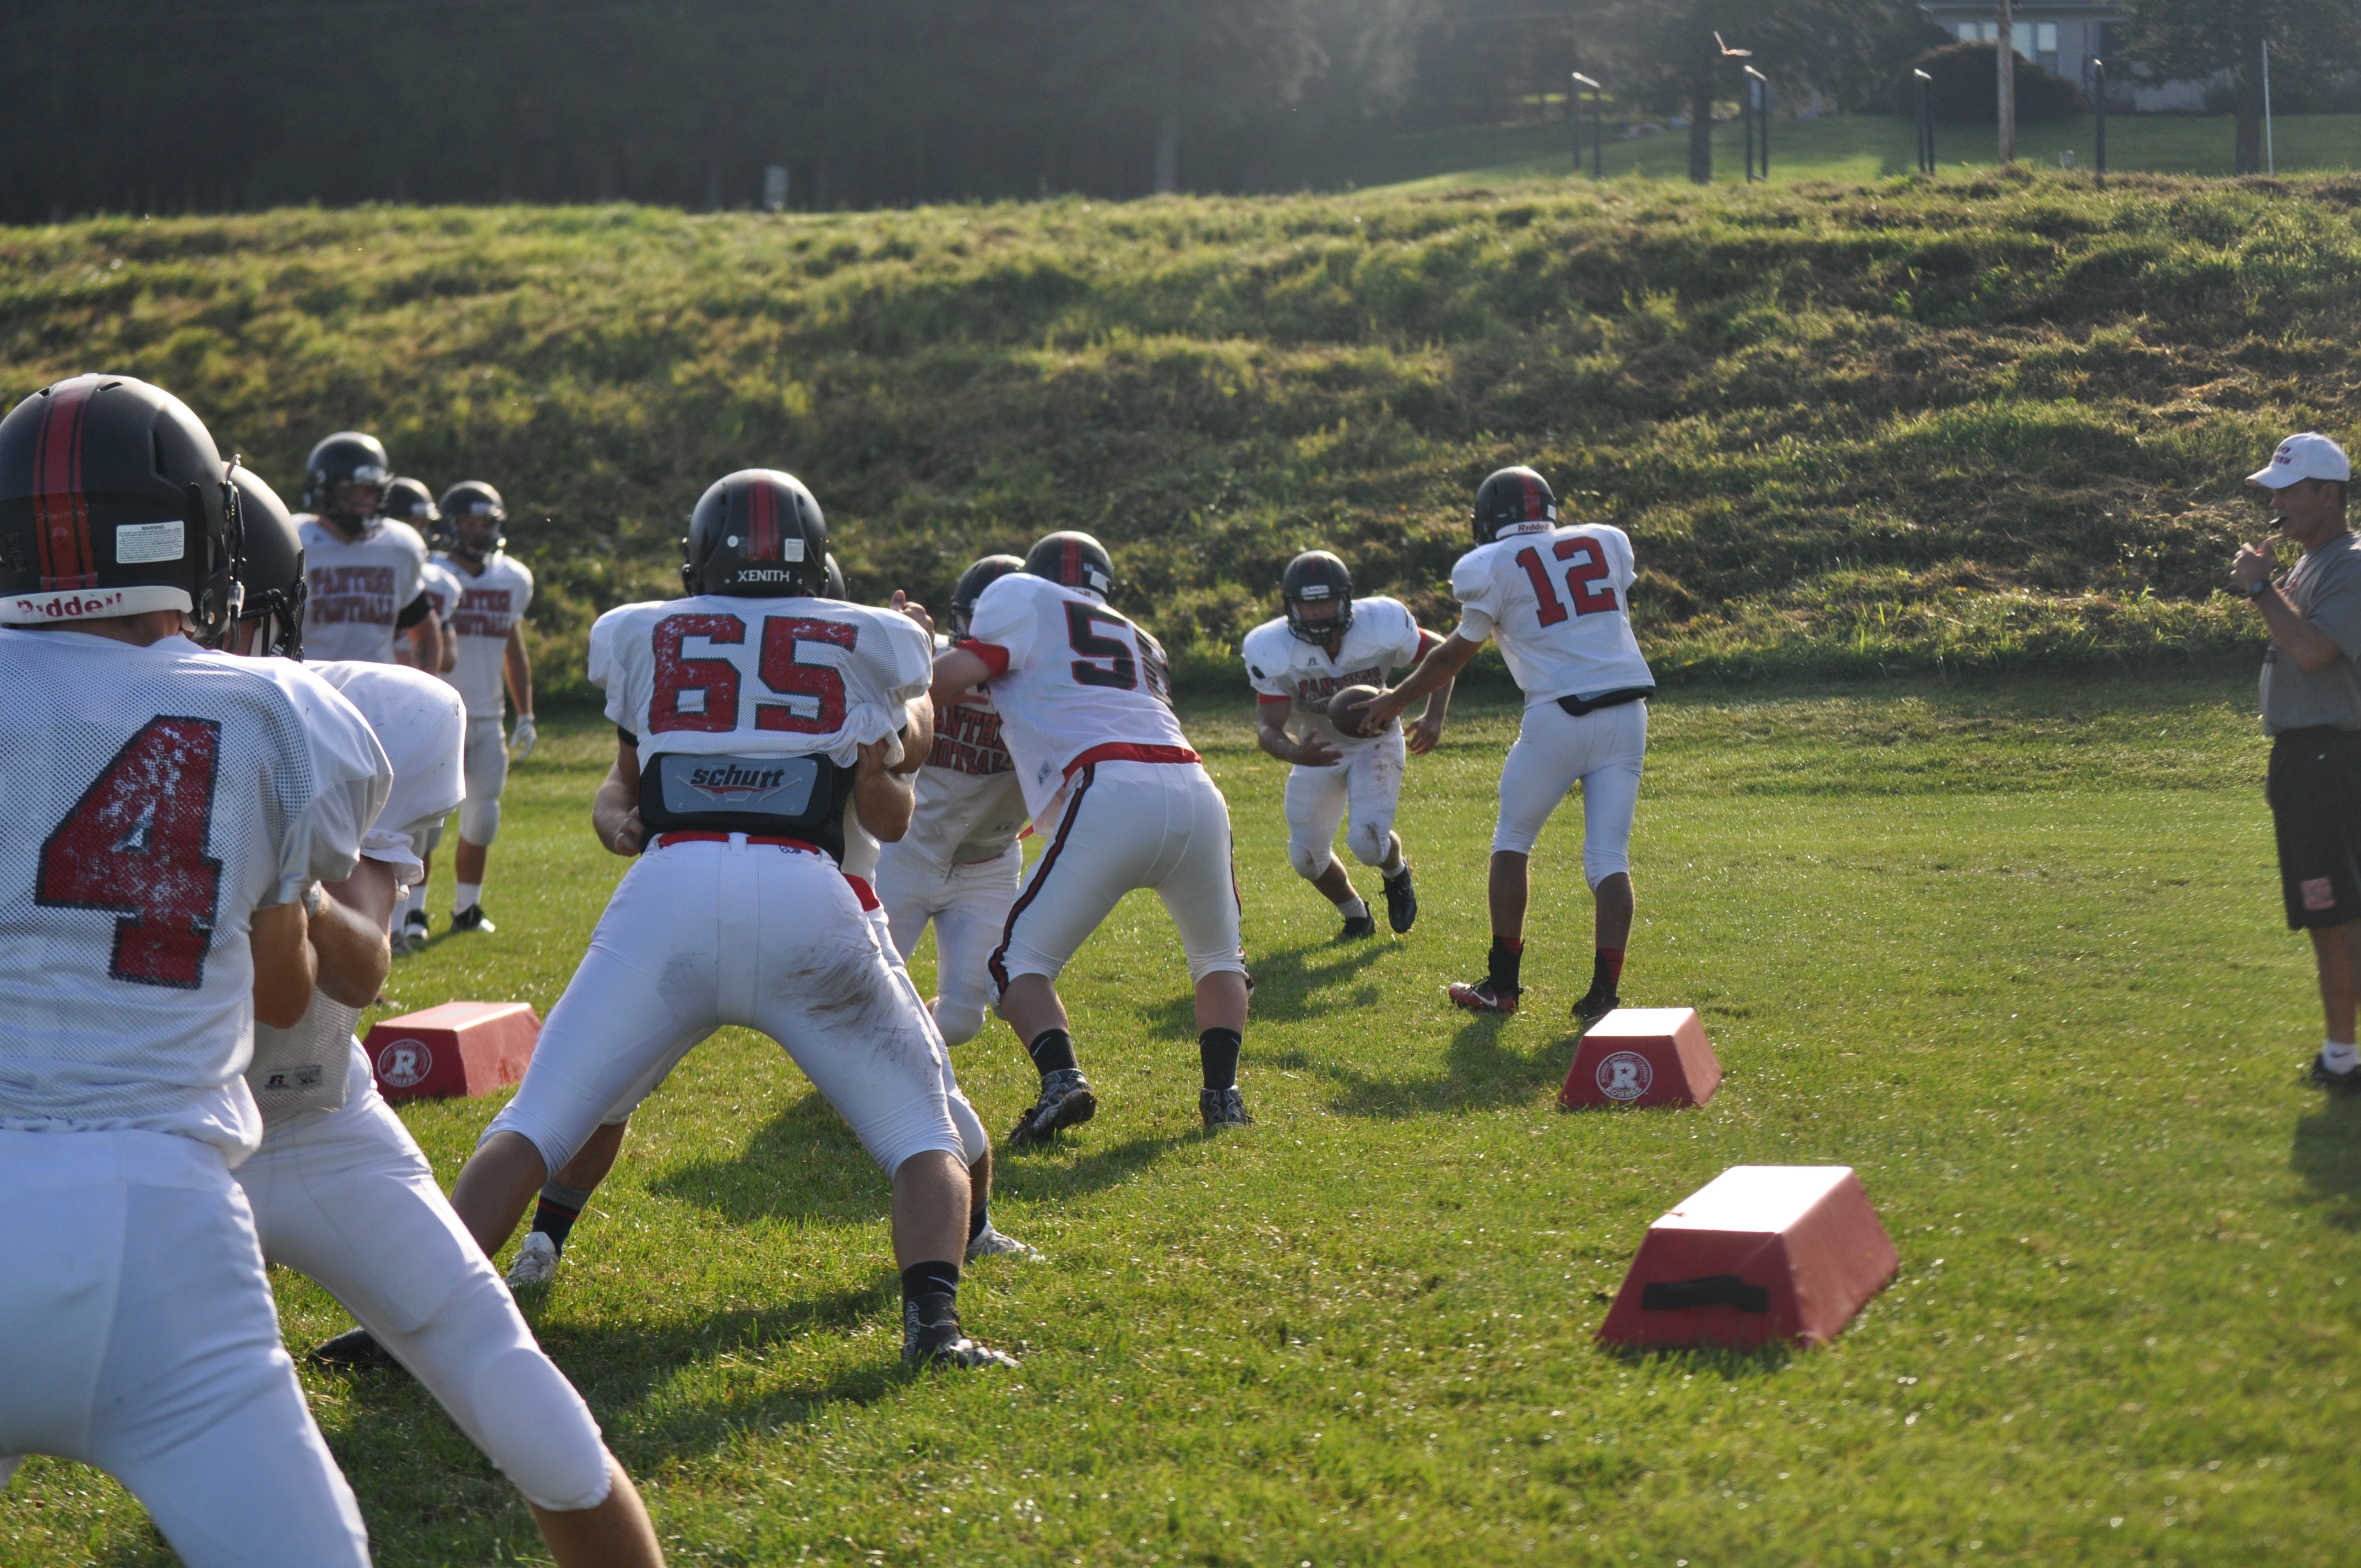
[932, 531, 1254, 1142]
[444, 469, 1017, 1370]
[1363, 466, 1653, 1022]
[0, 375, 389, 1565]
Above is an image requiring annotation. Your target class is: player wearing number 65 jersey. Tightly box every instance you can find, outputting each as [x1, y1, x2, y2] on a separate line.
[0, 375, 390, 1566]
[1362, 466, 1653, 1022]
[931, 531, 1254, 1142]
[444, 469, 1015, 1370]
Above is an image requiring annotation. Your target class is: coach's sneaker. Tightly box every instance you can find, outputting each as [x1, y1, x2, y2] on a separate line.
[1200, 1085, 1253, 1130]
[310, 1326, 398, 1372]
[2309, 1051, 2361, 1096]
[902, 1293, 1019, 1369]
[1340, 910, 1378, 940]
[1381, 865, 1418, 933]
[448, 904, 496, 934]
[1008, 1067, 1097, 1148]
[965, 1223, 1041, 1262]
[1447, 977, 1520, 1015]
[506, 1230, 562, 1289]
[1572, 985, 1620, 1026]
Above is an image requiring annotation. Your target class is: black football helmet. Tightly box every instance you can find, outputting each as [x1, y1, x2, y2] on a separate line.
[1022, 531, 1115, 600]
[225, 467, 306, 659]
[437, 480, 507, 558]
[680, 469, 829, 598]
[1472, 465, 1557, 543]
[0, 373, 242, 638]
[824, 552, 847, 600]
[302, 431, 393, 520]
[949, 553, 1023, 638]
[1281, 549, 1354, 643]
[382, 476, 440, 533]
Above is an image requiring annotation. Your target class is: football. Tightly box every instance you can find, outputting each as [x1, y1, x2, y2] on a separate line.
[1325, 683, 1381, 737]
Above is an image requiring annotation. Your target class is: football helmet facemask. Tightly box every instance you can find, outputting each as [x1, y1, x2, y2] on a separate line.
[1280, 549, 1354, 643]
[437, 480, 507, 559]
[303, 431, 393, 522]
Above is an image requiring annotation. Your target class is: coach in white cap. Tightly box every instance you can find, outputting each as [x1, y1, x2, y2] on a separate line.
[2231, 431, 2361, 1092]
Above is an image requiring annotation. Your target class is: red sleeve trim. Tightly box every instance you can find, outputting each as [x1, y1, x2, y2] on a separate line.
[955, 638, 1010, 677]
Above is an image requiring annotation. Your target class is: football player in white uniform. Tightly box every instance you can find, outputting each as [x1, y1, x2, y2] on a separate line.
[1362, 467, 1654, 1022]
[295, 430, 444, 669]
[1242, 550, 1453, 938]
[442, 470, 1016, 1369]
[877, 554, 1032, 1046]
[931, 531, 1254, 1140]
[406, 480, 537, 942]
[216, 472, 667, 1567]
[0, 375, 389, 1565]
[387, 477, 461, 678]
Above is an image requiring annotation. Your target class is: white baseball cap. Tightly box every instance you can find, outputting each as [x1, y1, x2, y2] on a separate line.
[2249, 431, 2353, 488]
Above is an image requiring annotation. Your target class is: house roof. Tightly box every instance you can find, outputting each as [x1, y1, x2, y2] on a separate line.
[1917, 2, 2128, 18]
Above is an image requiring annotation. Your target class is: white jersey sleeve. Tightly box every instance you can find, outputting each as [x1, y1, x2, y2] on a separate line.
[307, 661, 467, 881]
[245, 660, 395, 901]
[1450, 525, 1654, 705]
[1241, 619, 1296, 700]
[1366, 596, 1425, 669]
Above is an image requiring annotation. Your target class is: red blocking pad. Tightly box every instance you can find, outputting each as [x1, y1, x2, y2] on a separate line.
[1596, 1166, 1900, 1351]
[365, 1001, 540, 1101]
[1560, 1006, 1722, 1109]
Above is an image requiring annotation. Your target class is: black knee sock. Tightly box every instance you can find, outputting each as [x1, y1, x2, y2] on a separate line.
[968, 1204, 989, 1244]
[530, 1195, 583, 1250]
[901, 1260, 961, 1304]
[1488, 937, 1524, 995]
[1199, 1027, 1242, 1092]
[1026, 1028, 1078, 1076]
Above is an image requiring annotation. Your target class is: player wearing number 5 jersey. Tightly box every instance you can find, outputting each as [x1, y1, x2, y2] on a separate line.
[931, 531, 1254, 1142]
[445, 469, 1015, 1370]
[0, 375, 390, 1566]
[1363, 466, 1653, 1022]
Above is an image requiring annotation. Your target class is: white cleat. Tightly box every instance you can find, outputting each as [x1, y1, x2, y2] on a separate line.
[505, 1231, 561, 1289]
[965, 1223, 1041, 1263]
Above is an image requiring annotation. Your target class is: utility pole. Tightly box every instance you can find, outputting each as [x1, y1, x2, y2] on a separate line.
[1914, 69, 1936, 174]
[2091, 58, 2108, 178]
[2262, 38, 2276, 175]
[1744, 67, 1769, 182]
[1573, 73, 1604, 179]
[1996, 0, 2016, 165]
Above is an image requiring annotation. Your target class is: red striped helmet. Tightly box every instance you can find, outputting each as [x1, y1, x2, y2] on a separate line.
[681, 469, 829, 598]
[0, 373, 242, 638]
[1472, 465, 1558, 543]
[1022, 531, 1116, 600]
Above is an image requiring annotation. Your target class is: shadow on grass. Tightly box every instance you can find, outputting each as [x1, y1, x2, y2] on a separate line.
[1293, 1010, 1577, 1119]
[1133, 934, 1398, 1037]
[993, 1130, 1193, 1201]
[1596, 1341, 1798, 1378]
[2289, 1096, 2361, 1228]
[644, 1091, 891, 1226]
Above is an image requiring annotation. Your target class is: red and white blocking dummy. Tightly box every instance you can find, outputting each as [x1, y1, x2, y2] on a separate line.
[1596, 1166, 1898, 1351]
[1561, 1006, 1722, 1109]
[365, 1001, 540, 1101]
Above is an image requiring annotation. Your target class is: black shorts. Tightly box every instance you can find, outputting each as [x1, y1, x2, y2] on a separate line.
[2269, 726, 2361, 930]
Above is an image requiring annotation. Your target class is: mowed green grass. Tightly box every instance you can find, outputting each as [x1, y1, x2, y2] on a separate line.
[8, 669, 2361, 1566]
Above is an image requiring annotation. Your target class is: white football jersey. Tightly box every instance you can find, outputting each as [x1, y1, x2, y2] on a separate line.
[961, 571, 1189, 819]
[902, 688, 1030, 869]
[1242, 595, 1425, 749]
[429, 550, 534, 720]
[0, 629, 390, 1159]
[249, 660, 466, 1123]
[590, 594, 933, 769]
[298, 514, 431, 664]
[1451, 523, 1653, 705]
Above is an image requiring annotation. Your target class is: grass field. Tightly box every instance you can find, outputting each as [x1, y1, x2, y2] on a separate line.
[1359, 113, 2361, 188]
[6, 667, 2359, 1565]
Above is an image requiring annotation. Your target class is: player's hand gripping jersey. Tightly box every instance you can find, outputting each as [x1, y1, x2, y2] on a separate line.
[1451, 521, 1654, 703]
[958, 570, 1187, 816]
[1242, 594, 1424, 749]
[429, 549, 534, 720]
[589, 592, 933, 857]
[298, 513, 431, 664]
[0, 629, 390, 1159]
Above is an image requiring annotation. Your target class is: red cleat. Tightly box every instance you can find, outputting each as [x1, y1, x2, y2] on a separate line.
[1447, 978, 1520, 1014]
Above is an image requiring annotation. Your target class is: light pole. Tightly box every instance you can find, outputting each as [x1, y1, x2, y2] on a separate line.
[1914, 68, 1936, 174]
[1744, 66, 1769, 182]
[2262, 37, 2276, 175]
[1997, 0, 2016, 165]
[1572, 72, 1604, 179]
[2090, 58, 2108, 177]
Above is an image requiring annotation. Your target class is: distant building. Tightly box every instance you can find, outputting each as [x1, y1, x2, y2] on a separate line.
[1914, 2, 2213, 111]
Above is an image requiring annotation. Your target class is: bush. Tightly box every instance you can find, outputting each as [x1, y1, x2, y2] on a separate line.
[1891, 40, 2090, 123]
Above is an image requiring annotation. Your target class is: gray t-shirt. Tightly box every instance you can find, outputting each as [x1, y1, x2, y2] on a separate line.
[2261, 531, 2361, 734]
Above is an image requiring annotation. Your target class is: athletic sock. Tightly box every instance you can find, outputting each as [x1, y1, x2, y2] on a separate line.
[1591, 948, 1626, 993]
[968, 1205, 990, 1245]
[901, 1260, 961, 1305]
[2326, 1040, 2359, 1072]
[530, 1196, 583, 1251]
[1380, 842, 1407, 876]
[1026, 1028, 1079, 1077]
[1199, 1027, 1243, 1092]
[454, 881, 483, 915]
[1335, 895, 1369, 921]
[1488, 937, 1524, 995]
[400, 884, 428, 922]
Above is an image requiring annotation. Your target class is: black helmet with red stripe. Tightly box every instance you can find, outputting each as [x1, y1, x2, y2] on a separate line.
[224, 467, 306, 659]
[948, 553, 1023, 636]
[1472, 465, 1558, 543]
[681, 469, 829, 598]
[1022, 531, 1116, 601]
[0, 373, 243, 638]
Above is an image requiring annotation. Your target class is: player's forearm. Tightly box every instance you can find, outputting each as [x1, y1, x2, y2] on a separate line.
[853, 752, 917, 842]
[929, 647, 992, 710]
[1391, 635, 1481, 704]
[1421, 674, 1456, 725]
[505, 634, 535, 716]
[592, 764, 644, 856]
[250, 898, 318, 1030]
[1255, 722, 1298, 762]
[2259, 593, 2345, 672]
[308, 858, 401, 1007]
[893, 693, 935, 776]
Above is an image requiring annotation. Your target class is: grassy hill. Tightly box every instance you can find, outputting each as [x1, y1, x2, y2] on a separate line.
[7, 169, 2357, 697]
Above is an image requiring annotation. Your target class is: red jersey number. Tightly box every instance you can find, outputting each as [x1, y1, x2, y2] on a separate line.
[1514, 536, 1620, 624]
[755, 617, 855, 733]
[649, 614, 744, 734]
[37, 717, 224, 989]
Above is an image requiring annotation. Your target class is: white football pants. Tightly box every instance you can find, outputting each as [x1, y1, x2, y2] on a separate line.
[876, 840, 1022, 1046]
[458, 715, 507, 847]
[1490, 698, 1647, 885]
[239, 1083, 613, 1513]
[487, 836, 976, 1177]
[990, 759, 1247, 992]
[0, 1130, 369, 1567]
[1283, 727, 1406, 880]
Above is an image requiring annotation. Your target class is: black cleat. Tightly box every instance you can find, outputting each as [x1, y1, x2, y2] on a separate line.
[1572, 986, 1620, 1026]
[902, 1293, 1019, 1369]
[310, 1326, 399, 1372]
[1200, 1085, 1253, 1130]
[2309, 1052, 2361, 1096]
[1340, 911, 1378, 939]
[1381, 865, 1417, 933]
[393, 908, 428, 955]
[1008, 1067, 1096, 1148]
[1447, 977, 1520, 1015]
[448, 905, 495, 934]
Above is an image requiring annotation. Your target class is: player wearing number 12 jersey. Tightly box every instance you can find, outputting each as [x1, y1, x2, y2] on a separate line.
[931, 531, 1254, 1142]
[1362, 466, 1653, 1022]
